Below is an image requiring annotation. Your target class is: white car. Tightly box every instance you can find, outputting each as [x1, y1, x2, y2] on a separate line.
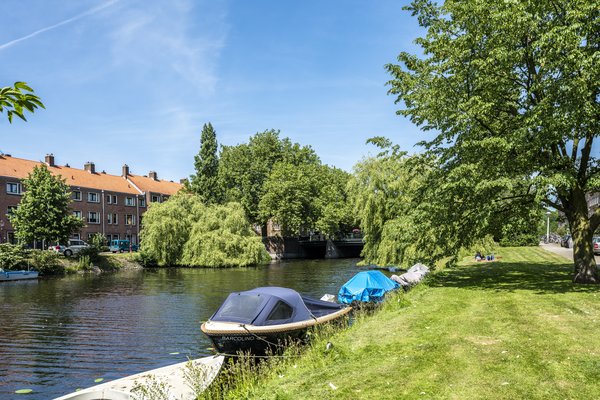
[50, 239, 90, 257]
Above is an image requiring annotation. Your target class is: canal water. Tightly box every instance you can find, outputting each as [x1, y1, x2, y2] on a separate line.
[0, 259, 363, 399]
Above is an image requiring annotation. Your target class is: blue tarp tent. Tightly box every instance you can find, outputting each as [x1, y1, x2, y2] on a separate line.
[338, 270, 400, 304]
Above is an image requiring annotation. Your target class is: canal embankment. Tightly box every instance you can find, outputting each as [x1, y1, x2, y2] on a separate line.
[208, 246, 600, 399]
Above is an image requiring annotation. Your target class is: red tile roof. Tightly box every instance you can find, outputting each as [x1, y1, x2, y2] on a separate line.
[127, 174, 182, 196]
[0, 155, 180, 195]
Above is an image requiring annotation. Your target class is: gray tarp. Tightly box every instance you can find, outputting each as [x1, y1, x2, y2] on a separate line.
[391, 263, 430, 288]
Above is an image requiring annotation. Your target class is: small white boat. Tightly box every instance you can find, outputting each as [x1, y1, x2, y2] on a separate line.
[54, 355, 224, 400]
[0, 268, 39, 281]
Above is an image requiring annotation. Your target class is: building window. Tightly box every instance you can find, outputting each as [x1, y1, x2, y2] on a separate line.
[125, 214, 136, 226]
[151, 194, 161, 203]
[88, 212, 100, 224]
[7, 232, 16, 244]
[87, 233, 98, 240]
[139, 197, 146, 207]
[87, 192, 100, 203]
[6, 182, 22, 195]
[72, 210, 82, 219]
[107, 213, 118, 225]
[125, 197, 136, 206]
[71, 233, 81, 240]
[106, 194, 117, 204]
[72, 191, 82, 201]
[7, 205, 18, 216]
[107, 234, 119, 242]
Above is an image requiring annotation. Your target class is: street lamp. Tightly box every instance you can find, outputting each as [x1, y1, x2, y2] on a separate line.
[546, 211, 551, 244]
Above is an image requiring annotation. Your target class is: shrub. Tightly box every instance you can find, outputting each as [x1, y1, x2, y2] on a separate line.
[88, 233, 106, 249]
[78, 246, 100, 262]
[78, 255, 92, 270]
[29, 249, 64, 275]
[0, 243, 25, 269]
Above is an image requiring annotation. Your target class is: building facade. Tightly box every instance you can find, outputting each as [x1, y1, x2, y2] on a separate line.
[0, 153, 182, 245]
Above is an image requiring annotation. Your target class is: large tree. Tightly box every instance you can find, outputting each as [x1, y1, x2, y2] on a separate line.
[0, 82, 44, 123]
[190, 122, 220, 204]
[9, 165, 83, 246]
[386, 0, 600, 283]
[218, 129, 320, 226]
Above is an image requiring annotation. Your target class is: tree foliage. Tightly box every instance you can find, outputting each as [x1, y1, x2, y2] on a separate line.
[9, 165, 84, 246]
[259, 163, 354, 237]
[218, 129, 320, 225]
[386, 0, 600, 282]
[181, 202, 271, 267]
[190, 122, 220, 204]
[0, 82, 44, 123]
[140, 193, 269, 267]
[349, 141, 438, 266]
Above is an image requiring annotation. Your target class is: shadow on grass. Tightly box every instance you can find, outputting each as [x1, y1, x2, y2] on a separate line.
[431, 261, 600, 294]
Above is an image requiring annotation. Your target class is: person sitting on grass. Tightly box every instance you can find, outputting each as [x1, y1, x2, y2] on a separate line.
[475, 251, 483, 261]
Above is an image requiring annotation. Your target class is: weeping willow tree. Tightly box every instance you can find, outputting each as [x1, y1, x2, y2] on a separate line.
[348, 138, 439, 266]
[140, 194, 269, 267]
[181, 202, 270, 267]
[139, 193, 205, 266]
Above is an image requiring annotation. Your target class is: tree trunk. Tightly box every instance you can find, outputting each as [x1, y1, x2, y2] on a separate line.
[567, 196, 598, 284]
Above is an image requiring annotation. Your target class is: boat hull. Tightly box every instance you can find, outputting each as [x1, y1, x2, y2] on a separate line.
[0, 270, 39, 281]
[202, 306, 352, 355]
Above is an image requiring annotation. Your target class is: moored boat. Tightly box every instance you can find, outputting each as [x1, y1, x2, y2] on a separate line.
[0, 268, 39, 282]
[54, 355, 224, 400]
[201, 287, 352, 355]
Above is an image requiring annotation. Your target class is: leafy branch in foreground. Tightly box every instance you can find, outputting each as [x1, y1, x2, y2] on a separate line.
[0, 82, 44, 123]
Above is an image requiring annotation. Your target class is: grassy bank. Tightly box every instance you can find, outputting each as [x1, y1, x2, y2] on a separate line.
[214, 246, 600, 399]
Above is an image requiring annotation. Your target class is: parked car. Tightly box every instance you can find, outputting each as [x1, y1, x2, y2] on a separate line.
[109, 240, 138, 253]
[50, 239, 90, 257]
[561, 234, 573, 248]
[593, 237, 600, 255]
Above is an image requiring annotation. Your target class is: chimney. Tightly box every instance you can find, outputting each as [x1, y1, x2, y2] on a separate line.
[84, 161, 96, 174]
[45, 153, 55, 167]
[122, 164, 129, 177]
[148, 171, 158, 180]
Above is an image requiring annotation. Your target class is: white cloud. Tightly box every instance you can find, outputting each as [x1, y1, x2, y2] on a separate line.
[105, 0, 228, 93]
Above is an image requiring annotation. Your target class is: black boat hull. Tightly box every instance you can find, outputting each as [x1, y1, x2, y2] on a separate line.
[205, 328, 308, 355]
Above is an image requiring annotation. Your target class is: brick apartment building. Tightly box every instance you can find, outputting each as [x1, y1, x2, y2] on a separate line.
[0, 153, 182, 245]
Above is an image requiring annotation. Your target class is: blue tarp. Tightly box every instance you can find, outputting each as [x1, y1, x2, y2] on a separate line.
[338, 270, 400, 304]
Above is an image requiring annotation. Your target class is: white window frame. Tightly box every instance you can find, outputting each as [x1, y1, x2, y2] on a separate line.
[6, 182, 22, 195]
[125, 214, 136, 226]
[87, 192, 100, 203]
[72, 210, 82, 219]
[71, 233, 81, 240]
[139, 197, 146, 207]
[72, 190, 82, 201]
[87, 211, 100, 224]
[125, 197, 136, 207]
[106, 194, 117, 204]
[7, 205, 18, 216]
[107, 213, 118, 225]
[151, 194, 161, 203]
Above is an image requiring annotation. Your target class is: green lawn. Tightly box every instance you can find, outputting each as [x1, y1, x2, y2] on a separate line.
[226, 247, 600, 399]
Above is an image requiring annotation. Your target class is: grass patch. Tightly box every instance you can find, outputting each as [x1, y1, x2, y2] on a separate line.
[213, 246, 600, 399]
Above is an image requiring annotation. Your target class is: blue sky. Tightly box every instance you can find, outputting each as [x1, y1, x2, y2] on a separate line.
[0, 0, 425, 181]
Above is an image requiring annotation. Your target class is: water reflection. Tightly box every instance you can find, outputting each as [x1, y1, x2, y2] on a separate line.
[0, 259, 362, 399]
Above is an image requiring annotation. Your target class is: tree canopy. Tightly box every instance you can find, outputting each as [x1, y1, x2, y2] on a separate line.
[0, 82, 44, 123]
[190, 122, 220, 204]
[9, 165, 83, 246]
[386, 0, 600, 282]
[140, 193, 269, 267]
[218, 129, 320, 226]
